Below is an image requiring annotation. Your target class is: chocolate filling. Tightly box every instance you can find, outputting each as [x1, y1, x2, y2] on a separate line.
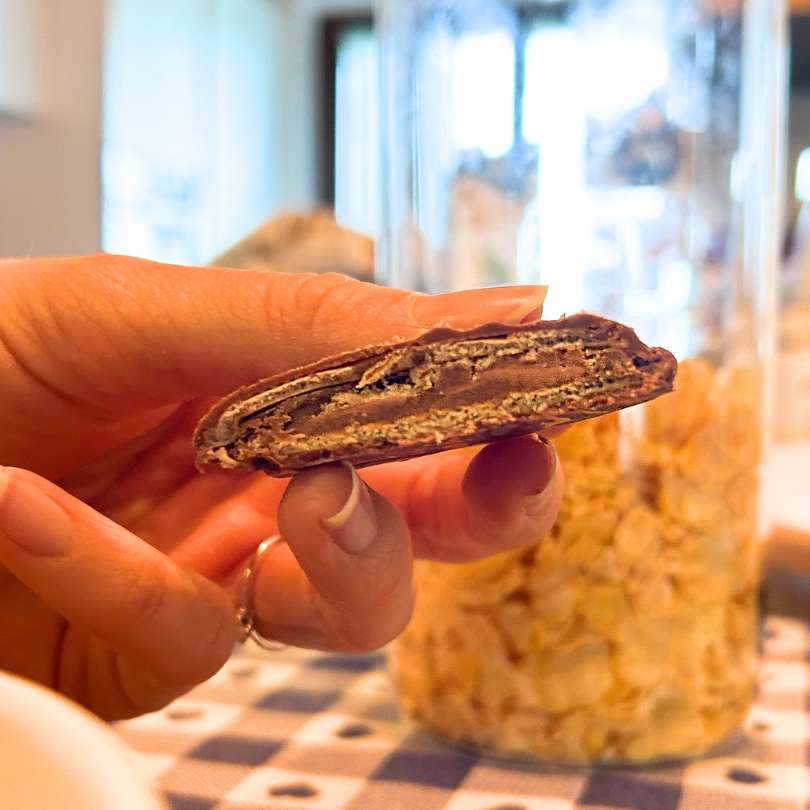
[242, 346, 591, 438]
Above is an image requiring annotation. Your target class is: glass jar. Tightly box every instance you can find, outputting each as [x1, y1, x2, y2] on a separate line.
[776, 151, 810, 441]
[378, 0, 787, 765]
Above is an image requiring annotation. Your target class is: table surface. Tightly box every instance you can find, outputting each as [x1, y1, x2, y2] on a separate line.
[115, 615, 810, 810]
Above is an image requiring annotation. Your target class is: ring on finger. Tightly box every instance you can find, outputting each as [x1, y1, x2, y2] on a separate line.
[236, 535, 287, 652]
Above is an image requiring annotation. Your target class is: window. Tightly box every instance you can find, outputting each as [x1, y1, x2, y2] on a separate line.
[450, 30, 516, 159]
[333, 22, 379, 238]
[103, 0, 280, 264]
[326, 16, 519, 237]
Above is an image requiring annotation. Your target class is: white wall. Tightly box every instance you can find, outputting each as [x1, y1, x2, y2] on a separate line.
[103, 0, 283, 263]
[210, 0, 285, 254]
[275, 0, 372, 207]
[0, 0, 43, 116]
[0, 0, 362, 259]
[0, 0, 104, 256]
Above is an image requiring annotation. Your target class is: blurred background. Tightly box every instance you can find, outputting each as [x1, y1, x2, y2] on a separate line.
[1, 0, 808, 263]
[0, 0, 383, 264]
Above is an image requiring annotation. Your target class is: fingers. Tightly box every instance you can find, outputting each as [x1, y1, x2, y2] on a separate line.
[146, 470, 286, 573]
[362, 435, 564, 562]
[2, 256, 546, 414]
[0, 466, 236, 712]
[249, 463, 414, 653]
[140, 432, 561, 592]
[231, 440, 560, 650]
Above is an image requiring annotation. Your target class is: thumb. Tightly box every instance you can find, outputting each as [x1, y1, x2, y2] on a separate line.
[3, 255, 546, 412]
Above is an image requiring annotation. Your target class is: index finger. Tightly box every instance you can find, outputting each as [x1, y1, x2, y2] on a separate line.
[4, 256, 546, 411]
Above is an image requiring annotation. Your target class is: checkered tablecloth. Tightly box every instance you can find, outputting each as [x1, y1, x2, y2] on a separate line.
[115, 616, 810, 810]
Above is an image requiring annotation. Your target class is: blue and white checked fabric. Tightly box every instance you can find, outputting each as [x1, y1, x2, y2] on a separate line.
[115, 616, 810, 810]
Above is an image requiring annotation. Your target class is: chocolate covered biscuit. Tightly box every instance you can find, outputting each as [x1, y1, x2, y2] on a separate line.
[194, 314, 677, 477]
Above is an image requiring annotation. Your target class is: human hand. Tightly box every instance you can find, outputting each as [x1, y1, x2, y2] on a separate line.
[0, 255, 562, 719]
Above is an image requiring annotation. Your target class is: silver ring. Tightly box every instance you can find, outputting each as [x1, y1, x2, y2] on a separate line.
[237, 535, 287, 651]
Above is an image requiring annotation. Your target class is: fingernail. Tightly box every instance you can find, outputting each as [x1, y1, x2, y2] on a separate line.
[0, 468, 72, 557]
[413, 285, 547, 329]
[523, 438, 559, 518]
[320, 463, 378, 555]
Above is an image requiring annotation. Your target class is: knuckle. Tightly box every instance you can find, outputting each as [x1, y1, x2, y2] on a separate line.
[400, 290, 424, 325]
[175, 577, 236, 684]
[144, 574, 234, 687]
[263, 270, 389, 351]
[122, 559, 170, 628]
[270, 272, 354, 324]
[296, 274, 356, 330]
[174, 626, 232, 685]
[192, 592, 237, 681]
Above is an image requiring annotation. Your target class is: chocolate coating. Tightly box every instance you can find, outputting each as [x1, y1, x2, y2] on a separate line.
[194, 313, 677, 477]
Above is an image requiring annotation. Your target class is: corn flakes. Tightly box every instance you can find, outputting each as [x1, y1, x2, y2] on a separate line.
[391, 359, 761, 764]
